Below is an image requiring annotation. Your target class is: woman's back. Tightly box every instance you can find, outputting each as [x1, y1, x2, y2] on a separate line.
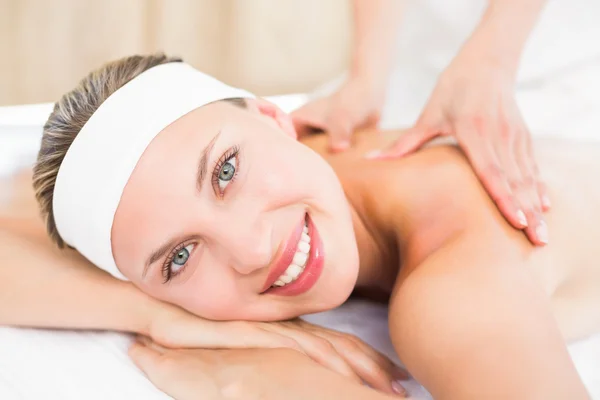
[302, 130, 600, 341]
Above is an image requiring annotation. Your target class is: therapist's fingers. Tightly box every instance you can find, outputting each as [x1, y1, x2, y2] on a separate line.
[491, 127, 530, 231]
[326, 106, 362, 152]
[290, 98, 330, 137]
[523, 130, 551, 211]
[458, 124, 526, 230]
[513, 128, 548, 245]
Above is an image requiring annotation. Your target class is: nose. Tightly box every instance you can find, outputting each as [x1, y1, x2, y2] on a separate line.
[221, 215, 273, 276]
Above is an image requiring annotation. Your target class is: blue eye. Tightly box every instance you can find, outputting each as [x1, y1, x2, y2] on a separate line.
[212, 146, 240, 198]
[217, 156, 237, 190]
[163, 243, 194, 283]
[172, 246, 191, 266]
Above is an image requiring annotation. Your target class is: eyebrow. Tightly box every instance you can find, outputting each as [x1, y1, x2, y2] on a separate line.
[142, 130, 222, 279]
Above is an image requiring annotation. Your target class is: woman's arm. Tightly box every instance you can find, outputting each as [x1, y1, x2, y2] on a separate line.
[0, 228, 156, 333]
[129, 343, 404, 400]
[0, 227, 407, 395]
[389, 235, 589, 399]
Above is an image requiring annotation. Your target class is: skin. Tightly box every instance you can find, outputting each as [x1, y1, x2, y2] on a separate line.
[112, 100, 360, 321]
[292, 0, 550, 244]
[1, 99, 598, 398]
[108, 98, 598, 397]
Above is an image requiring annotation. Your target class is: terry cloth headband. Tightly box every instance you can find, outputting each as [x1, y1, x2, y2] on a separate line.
[52, 62, 255, 280]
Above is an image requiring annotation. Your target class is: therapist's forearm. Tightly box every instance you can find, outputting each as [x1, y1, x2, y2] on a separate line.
[465, 0, 547, 77]
[0, 229, 155, 334]
[350, 0, 403, 87]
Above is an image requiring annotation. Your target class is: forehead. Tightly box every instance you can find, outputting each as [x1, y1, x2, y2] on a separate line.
[110, 102, 256, 272]
[135, 101, 247, 175]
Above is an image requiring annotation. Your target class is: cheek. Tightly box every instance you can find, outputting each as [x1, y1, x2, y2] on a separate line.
[166, 266, 251, 320]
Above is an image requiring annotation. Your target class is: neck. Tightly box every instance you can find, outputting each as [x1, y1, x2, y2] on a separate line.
[346, 196, 401, 298]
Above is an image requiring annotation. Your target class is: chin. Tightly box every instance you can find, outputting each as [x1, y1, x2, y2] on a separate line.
[309, 261, 359, 314]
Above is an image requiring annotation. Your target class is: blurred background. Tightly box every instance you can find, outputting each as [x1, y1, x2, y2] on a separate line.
[0, 0, 351, 106]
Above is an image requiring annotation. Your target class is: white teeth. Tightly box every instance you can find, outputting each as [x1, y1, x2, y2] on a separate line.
[292, 251, 308, 266]
[301, 232, 310, 244]
[271, 221, 313, 289]
[297, 241, 310, 254]
[285, 264, 304, 278]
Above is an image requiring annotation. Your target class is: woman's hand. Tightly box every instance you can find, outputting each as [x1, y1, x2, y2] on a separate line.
[129, 339, 407, 400]
[148, 305, 408, 396]
[291, 76, 386, 152]
[367, 50, 550, 246]
[130, 339, 228, 400]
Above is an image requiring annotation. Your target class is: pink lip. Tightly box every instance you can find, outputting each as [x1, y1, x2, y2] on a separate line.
[261, 213, 324, 297]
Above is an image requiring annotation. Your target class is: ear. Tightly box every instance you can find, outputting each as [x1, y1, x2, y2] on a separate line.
[246, 98, 298, 139]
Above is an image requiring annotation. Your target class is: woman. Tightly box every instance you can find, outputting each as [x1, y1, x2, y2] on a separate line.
[2, 54, 598, 399]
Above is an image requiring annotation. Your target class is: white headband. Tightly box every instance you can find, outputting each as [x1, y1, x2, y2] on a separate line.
[53, 62, 255, 280]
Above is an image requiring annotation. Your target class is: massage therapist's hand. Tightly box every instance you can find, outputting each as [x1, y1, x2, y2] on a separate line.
[368, 49, 550, 246]
[148, 305, 409, 396]
[291, 75, 386, 152]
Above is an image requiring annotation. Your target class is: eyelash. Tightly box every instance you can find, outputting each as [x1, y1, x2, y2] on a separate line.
[211, 145, 240, 198]
[161, 241, 194, 284]
[161, 146, 241, 283]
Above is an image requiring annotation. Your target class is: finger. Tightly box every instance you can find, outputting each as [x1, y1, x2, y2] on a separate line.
[327, 107, 358, 152]
[304, 327, 409, 380]
[129, 341, 164, 379]
[491, 127, 529, 230]
[350, 339, 410, 381]
[524, 131, 551, 211]
[538, 181, 551, 211]
[458, 126, 524, 228]
[289, 97, 333, 137]
[515, 130, 548, 245]
[365, 126, 438, 160]
[291, 112, 327, 137]
[258, 323, 362, 384]
[291, 319, 409, 381]
[514, 129, 542, 214]
[307, 330, 408, 396]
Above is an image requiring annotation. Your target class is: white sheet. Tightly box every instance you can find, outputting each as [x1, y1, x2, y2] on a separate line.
[1, 88, 599, 398]
[1, 299, 599, 399]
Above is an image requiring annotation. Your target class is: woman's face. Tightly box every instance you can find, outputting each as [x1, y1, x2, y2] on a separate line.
[112, 100, 359, 321]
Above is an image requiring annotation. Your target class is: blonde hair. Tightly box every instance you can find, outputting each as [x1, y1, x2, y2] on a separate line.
[32, 53, 245, 248]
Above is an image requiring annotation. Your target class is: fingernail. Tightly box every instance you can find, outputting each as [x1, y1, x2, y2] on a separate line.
[391, 380, 407, 396]
[536, 220, 549, 244]
[364, 150, 382, 159]
[542, 195, 552, 209]
[516, 210, 528, 227]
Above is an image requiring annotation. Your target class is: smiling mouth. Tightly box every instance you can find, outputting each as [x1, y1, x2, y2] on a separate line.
[262, 213, 324, 296]
[270, 219, 311, 288]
